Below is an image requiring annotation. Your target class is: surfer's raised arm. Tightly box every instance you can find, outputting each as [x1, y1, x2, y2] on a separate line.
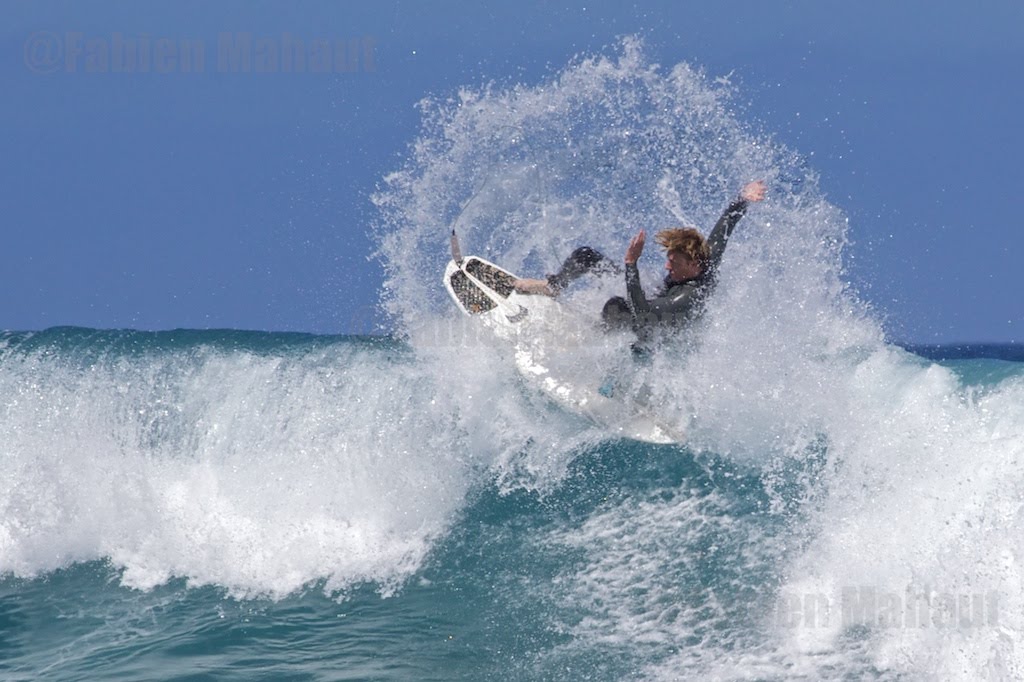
[614, 180, 766, 329]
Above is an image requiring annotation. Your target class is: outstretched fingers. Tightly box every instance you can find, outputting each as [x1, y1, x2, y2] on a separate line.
[741, 180, 767, 202]
[625, 229, 646, 265]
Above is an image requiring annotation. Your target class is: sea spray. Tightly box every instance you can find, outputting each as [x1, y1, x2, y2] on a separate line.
[0, 329, 473, 598]
[373, 37, 1024, 679]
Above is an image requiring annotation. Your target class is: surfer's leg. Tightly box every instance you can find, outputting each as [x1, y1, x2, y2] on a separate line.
[513, 277, 556, 296]
[547, 247, 621, 293]
[601, 296, 633, 330]
[602, 296, 652, 356]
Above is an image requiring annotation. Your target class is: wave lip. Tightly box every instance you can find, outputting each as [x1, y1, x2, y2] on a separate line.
[0, 330, 470, 599]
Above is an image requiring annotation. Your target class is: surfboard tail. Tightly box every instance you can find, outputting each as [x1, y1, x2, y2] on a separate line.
[443, 255, 527, 320]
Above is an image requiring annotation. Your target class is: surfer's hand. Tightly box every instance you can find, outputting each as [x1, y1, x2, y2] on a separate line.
[740, 180, 766, 203]
[624, 230, 646, 265]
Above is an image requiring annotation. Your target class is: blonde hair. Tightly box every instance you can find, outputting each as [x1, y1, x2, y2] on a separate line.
[655, 228, 709, 266]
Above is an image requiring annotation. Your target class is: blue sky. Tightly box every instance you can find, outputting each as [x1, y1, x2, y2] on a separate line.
[3, 1, 1021, 342]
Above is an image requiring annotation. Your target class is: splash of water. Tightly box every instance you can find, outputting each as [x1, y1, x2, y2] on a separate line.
[373, 35, 879, 461]
[0, 331, 471, 599]
[374, 37, 1024, 678]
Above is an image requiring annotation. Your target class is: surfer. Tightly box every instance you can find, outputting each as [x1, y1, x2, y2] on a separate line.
[514, 180, 766, 332]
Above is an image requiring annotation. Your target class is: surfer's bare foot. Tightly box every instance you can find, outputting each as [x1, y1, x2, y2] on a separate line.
[514, 278, 555, 296]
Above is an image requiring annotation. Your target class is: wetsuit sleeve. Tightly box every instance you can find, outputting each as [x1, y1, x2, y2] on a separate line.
[704, 198, 748, 274]
[625, 264, 701, 321]
[624, 263, 647, 312]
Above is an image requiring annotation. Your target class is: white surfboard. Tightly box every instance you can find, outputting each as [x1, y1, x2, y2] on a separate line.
[443, 252, 683, 444]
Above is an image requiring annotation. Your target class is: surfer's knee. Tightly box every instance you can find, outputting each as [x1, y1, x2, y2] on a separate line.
[601, 296, 633, 331]
[568, 246, 605, 267]
[548, 247, 619, 295]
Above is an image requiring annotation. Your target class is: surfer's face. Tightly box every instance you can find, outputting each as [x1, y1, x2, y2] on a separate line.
[666, 251, 702, 281]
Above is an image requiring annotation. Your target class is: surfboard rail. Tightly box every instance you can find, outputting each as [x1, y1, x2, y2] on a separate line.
[442, 254, 684, 444]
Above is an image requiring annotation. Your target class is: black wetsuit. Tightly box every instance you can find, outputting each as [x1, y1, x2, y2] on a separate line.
[621, 198, 749, 328]
[547, 197, 750, 333]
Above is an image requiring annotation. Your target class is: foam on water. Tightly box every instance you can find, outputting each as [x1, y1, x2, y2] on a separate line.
[771, 360, 1024, 679]
[0, 331, 475, 599]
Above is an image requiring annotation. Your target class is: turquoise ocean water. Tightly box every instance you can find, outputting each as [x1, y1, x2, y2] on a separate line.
[1, 329, 1022, 680]
[5, 41, 1023, 680]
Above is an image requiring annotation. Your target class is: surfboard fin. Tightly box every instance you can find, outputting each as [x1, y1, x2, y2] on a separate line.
[450, 230, 463, 265]
[505, 305, 529, 323]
